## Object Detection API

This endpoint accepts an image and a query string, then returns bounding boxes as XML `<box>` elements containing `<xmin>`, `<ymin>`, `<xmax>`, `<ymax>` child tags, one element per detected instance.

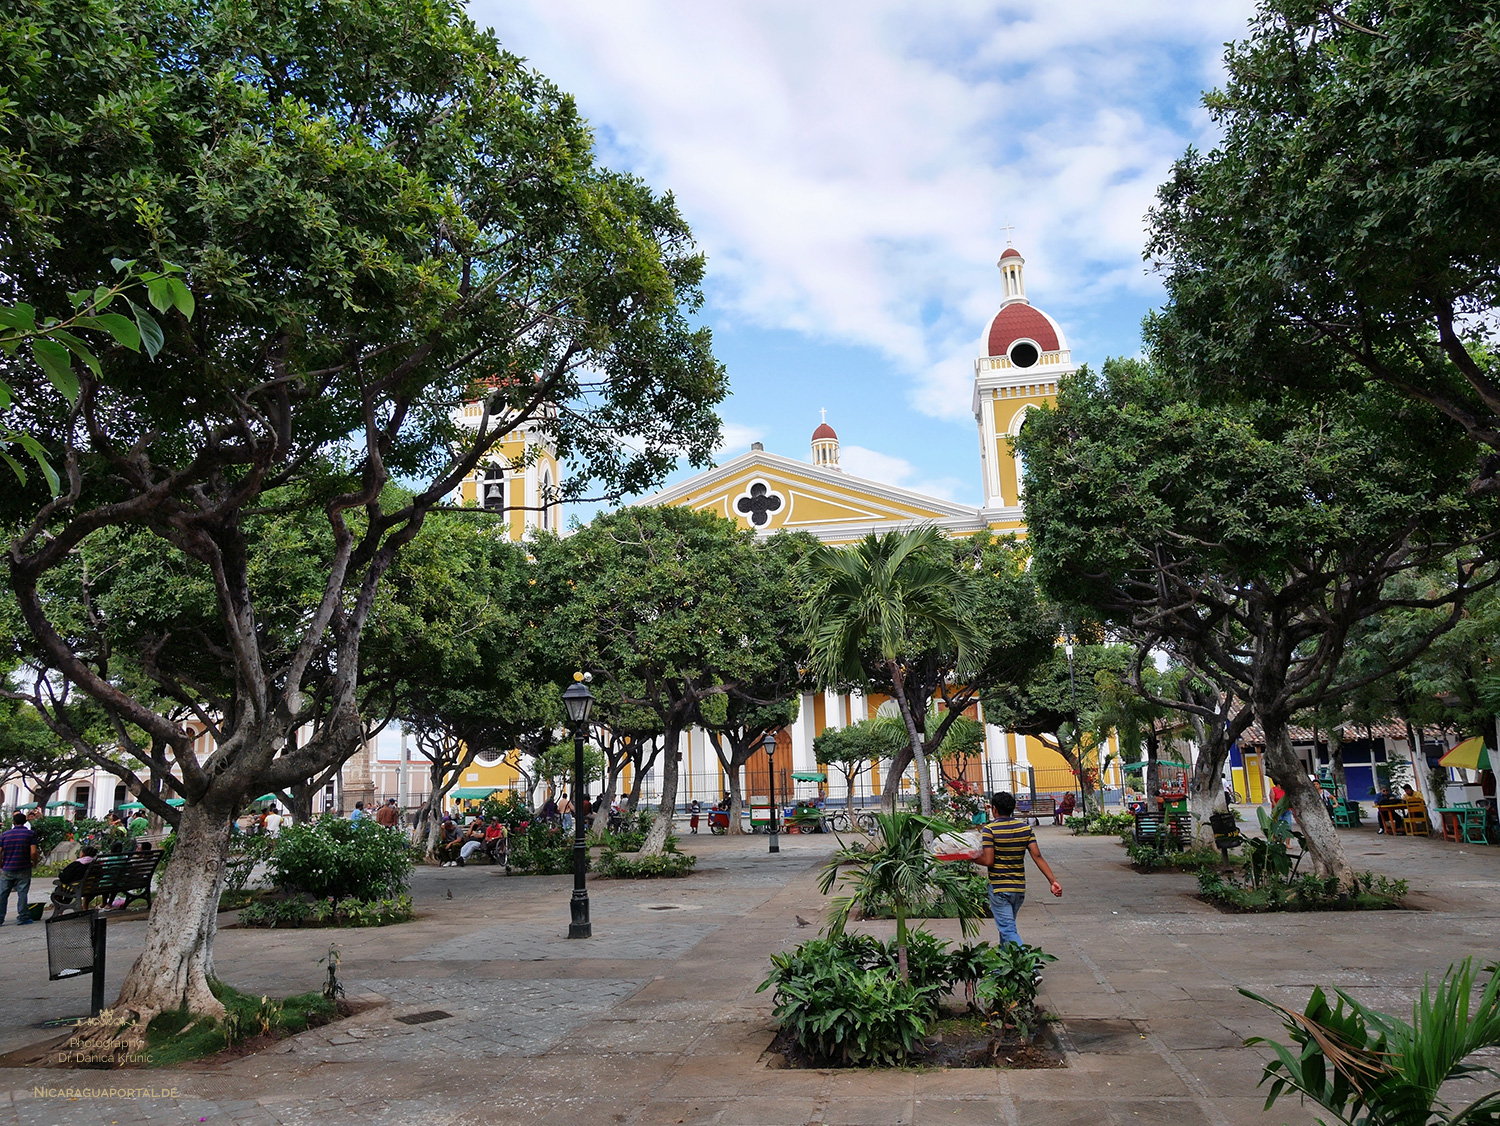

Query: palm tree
<box><xmin>818</xmin><ymin>810</ymin><xmax>979</xmax><ymax>980</ymax></box>
<box><xmin>1242</xmin><ymin>957</ymin><xmax>1500</xmax><ymax>1126</ymax></box>
<box><xmin>802</xmin><ymin>526</ymin><xmax>979</xmax><ymax>815</ymax></box>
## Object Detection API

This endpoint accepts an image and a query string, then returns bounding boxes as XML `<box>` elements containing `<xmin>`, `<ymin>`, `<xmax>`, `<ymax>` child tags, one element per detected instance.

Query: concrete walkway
<box><xmin>0</xmin><ymin>820</ymin><xmax>1496</xmax><ymax>1125</ymax></box>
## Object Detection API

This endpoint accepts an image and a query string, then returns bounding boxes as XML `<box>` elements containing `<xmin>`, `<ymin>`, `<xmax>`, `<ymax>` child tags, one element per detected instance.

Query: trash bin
<box><xmin>44</xmin><ymin>909</ymin><xmax>106</xmax><ymax>1017</ymax></box>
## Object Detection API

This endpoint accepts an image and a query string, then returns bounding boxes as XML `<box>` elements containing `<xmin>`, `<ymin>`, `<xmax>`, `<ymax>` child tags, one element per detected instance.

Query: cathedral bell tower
<box><xmin>973</xmin><ymin>245</ymin><xmax>1074</xmax><ymax>530</ymax></box>
<box><xmin>811</xmin><ymin>415</ymin><xmax>841</xmax><ymax>471</ymax></box>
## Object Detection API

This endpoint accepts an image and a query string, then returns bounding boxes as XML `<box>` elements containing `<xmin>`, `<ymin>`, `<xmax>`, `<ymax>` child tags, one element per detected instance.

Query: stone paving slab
<box><xmin>0</xmin><ymin>820</ymin><xmax>1496</xmax><ymax>1124</ymax></box>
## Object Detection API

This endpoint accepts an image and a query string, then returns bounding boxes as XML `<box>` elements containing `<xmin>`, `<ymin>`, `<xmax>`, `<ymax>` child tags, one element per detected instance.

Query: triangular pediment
<box><xmin>636</xmin><ymin>451</ymin><xmax>985</xmax><ymax>542</ymax></box>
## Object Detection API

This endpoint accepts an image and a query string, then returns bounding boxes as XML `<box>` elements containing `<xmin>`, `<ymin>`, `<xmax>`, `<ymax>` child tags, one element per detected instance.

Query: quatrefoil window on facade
<box><xmin>734</xmin><ymin>480</ymin><xmax>785</xmax><ymax>528</ymax></box>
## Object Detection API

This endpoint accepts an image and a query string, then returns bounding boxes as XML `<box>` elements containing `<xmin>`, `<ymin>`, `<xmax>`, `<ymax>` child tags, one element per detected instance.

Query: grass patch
<box><xmin>141</xmin><ymin>981</ymin><xmax>338</xmax><ymax>1067</ymax></box>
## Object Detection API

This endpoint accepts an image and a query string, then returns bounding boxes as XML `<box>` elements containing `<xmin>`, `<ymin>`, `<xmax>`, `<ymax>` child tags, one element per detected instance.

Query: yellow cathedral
<box><xmin>636</xmin><ymin>246</ymin><xmax>1104</xmax><ymax>805</ymax></box>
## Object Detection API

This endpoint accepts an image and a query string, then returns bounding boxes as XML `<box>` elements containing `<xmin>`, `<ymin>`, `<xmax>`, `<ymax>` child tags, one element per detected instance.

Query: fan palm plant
<box><xmin>1242</xmin><ymin>957</ymin><xmax>1500</xmax><ymax>1126</ymax></box>
<box><xmin>818</xmin><ymin>810</ymin><xmax>979</xmax><ymax>981</ymax></box>
<box><xmin>802</xmin><ymin>526</ymin><xmax>979</xmax><ymax>815</ymax></box>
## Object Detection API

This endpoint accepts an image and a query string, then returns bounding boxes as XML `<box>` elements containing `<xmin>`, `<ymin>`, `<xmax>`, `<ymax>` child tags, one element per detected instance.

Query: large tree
<box><xmin>804</xmin><ymin>530</ymin><xmax>1054</xmax><ymax>815</ymax></box>
<box><xmin>1146</xmin><ymin>0</ymin><xmax>1500</xmax><ymax>491</ymax></box>
<box><xmin>1018</xmin><ymin>359</ymin><xmax>1496</xmax><ymax>883</ymax></box>
<box><xmin>535</xmin><ymin>509</ymin><xmax>801</xmax><ymax>855</ymax></box>
<box><xmin>0</xmin><ymin>0</ymin><xmax>723</xmax><ymax>1022</ymax></box>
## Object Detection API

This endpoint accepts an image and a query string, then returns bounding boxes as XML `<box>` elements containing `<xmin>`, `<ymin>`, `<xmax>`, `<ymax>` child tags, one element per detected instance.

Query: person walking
<box><xmin>0</xmin><ymin>811</ymin><xmax>41</xmax><ymax>926</ymax></box>
<box><xmin>375</xmin><ymin>798</ymin><xmax>399</xmax><ymax>829</ymax></box>
<box><xmin>558</xmin><ymin>795</ymin><xmax>574</xmax><ymax>833</ymax></box>
<box><xmin>975</xmin><ymin>792</ymin><xmax>1062</xmax><ymax>948</ymax></box>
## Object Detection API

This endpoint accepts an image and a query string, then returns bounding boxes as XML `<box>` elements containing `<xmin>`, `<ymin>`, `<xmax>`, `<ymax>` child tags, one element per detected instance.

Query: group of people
<box><xmin>537</xmin><ymin>794</ymin><xmax>618</xmax><ymax>833</ymax></box>
<box><xmin>0</xmin><ymin>809</ymin><xmax>163</xmax><ymax>926</ymax></box>
<box><xmin>434</xmin><ymin>812</ymin><xmax>508</xmax><ymax>867</ymax></box>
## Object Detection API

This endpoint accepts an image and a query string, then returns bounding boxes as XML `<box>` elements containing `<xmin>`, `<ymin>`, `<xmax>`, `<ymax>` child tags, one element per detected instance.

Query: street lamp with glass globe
<box><xmin>763</xmin><ymin>731</ymin><xmax>780</xmax><ymax>855</ymax></box>
<box><xmin>562</xmin><ymin>674</ymin><xmax>594</xmax><ymax>939</ymax></box>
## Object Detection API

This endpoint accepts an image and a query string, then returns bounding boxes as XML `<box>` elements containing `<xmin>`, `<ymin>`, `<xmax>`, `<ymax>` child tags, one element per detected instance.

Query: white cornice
<box><xmin>636</xmin><ymin>449</ymin><xmax>983</xmax><ymax>522</ymax></box>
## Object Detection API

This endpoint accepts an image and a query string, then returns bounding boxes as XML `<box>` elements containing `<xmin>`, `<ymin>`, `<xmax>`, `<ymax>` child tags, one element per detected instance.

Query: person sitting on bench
<box><xmin>50</xmin><ymin>845</ymin><xmax>99</xmax><ymax>912</ymax></box>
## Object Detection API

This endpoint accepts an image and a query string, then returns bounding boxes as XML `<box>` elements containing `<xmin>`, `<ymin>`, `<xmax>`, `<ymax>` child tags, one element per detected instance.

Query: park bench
<box><xmin>52</xmin><ymin>852</ymin><xmax>164</xmax><ymax>915</ymax></box>
<box><xmin>1016</xmin><ymin>796</ymin><xmax>1055</xmax><ymax>825</ymax></box>
<box><xmin>1133</xmin><ymin>810</ymin><xmax>1193</xmax><ymax>849</ymax></box>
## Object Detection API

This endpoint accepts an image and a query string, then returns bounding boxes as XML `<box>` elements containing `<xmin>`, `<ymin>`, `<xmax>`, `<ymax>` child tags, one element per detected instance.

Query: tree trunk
<box><xmin>725</xmin><ymin>762</ymin><xmax>745</xmax><ymax>835</ymax></box>
<box><xmin>889</xmin><ymin>662</ymin><xmax>933</xmax><ymax>815</ymax></box>
<box><xmin>1144</xmin><ymin>728</ymin><xmax>1161</xmax><ymax>809</ymax></box>
<box><xmin>1187</xmin><ymin>723</ymin><xmax>1232</xmax><ymax>847</ymax></box>
<box><xmin>1404</xmin><ymin>720</ymin><xmax>1438</xmax><ymax>833</ymax></box>
<box><xmin>593</xmin><ymin>761</ymin><xmax>622</xmax><ymax>834</ymax></box>
<box><xmin>844</xmin><ymin>767</ymin><xmax>858</xmax><ymax>817</ymax></box>
<box><xmin>283</xmin><ymin>781</ymin><xmax>316</xmax><ymax>824</ymax></box>
<box><xmin>640</xmin><ymin>727</ymin><xmax>681</xmax><ymax>855</ymax></box>
<box><xmin>1262</xmin><ymin>719</ymin><xmax>1355</xmax><ymax>885</ymax></box>
<box><xmin>111</xmin><ymin>801</ymin><xmax>233</xmax><ymax>1023</ymax></box>
<box><xmin>1329</xmin><ymin>727</ymin><xmax>1347</xmax><ymax>802</ymax></box>
<box><xmin>879</xmin><ymin>746</ymin><xmax>913</xmax><ymax>815</ymax></box>
<box><xmin>625</xmin><ymin>759</ymin><xmax>644</xmax><ymax>813</ymax></box>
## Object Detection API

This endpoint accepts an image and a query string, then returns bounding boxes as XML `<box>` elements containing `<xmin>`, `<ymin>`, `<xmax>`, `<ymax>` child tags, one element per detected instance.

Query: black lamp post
<box><xmin>763</xmin><ymin>731</ymin><xmax>780</xmax><ymax>854</ymax></box>
<box><xmin>1063</xmin><ymin>637</ymin><xmax>1085</xmax><ymax>813</ymax></box>
<box><xmin>562</xmin><ymin>675</ymin><xmax>594</xmax><ymax>939</ymax></box>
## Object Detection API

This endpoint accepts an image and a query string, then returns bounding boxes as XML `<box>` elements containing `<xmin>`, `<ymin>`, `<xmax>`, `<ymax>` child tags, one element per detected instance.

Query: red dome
<box><xmin>999</xmin><ymin>247</ymin><xmax>1022</xmax><ymax>259</ymax></box>
<box><xmin>987</xmin><ymin>303</ymin><xmax>1060</xmax><ymax>357</ymax></box>
<box><xmin>812</xmin><ymin>422</ymin><xmax>837</xmax><ymax>440</ymax></box>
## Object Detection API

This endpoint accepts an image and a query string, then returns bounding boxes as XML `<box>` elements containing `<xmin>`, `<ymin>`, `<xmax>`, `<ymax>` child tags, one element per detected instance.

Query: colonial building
<box><xmin>636</xmin><ymin>246</ymin><xmax>1099</xmax><ymax>807</ymax></box>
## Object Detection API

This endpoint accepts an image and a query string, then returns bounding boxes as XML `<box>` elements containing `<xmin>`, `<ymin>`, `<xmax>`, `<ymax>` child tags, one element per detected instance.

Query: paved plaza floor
<box><xmin>0</xmin><ymin>815</ymin><xmax>1496</xmax><ymax>1125</ymax></box>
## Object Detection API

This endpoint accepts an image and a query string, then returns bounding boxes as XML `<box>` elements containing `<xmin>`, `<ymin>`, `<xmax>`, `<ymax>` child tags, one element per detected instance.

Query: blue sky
<box><xmin>469</xmin><ymin>0</ymin><xmax>1261</xmax><ymax>510</ymax></box>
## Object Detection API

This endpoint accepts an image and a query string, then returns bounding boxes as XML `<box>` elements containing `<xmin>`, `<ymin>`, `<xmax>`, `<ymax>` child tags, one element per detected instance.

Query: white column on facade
<box><xmin>985</xmin><ymin>724</ymin><xmax>1010</xmax><ymax>792</ymax></box>
<box><xmin>790</xmin><ymin>692</ymin><xmax>817</xmax><ymax>774</ymax></box>
<box><xmin>848</xmin><ymin>689</ymin><xmax>868</xmax><ymax>725</ymax></box>
<box><xmin>823</xmin><ymin>690</ymin><xmax>845</xmax><ymax>731</ymax></box>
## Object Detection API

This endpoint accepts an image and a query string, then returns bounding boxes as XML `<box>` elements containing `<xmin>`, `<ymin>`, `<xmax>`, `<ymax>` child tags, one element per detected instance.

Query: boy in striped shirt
<box><xmin>976</xmin><ymin>791</ymin><xmax>1062</xmax><ymax>947</ymax></box>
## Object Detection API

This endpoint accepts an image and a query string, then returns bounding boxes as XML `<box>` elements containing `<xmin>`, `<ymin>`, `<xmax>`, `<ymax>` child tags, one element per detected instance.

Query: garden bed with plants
<box><xmin>759</xmin><ymin>932</ymin><xmax>1061</xmax><ymax>1069</ymax></box>
<box><xmin>213</xmin><ymin>817</ymin><xmax>419</xmax><ymax>929</ymax></box>
<box><xmin>1197</xmin><ymin>869</ymin><xmax>1409</xmax><ymax>912</ymax></box>
<box><xmin>1065</xmin><ymin>811</ymin><xmax>1136</xmax><ymax>836</ymax></box>
<box><xmin>0</xmin><ymin>980</ymin><xmax>356</xmax><ymax>1070</ymax></box>
<box><xmin>759</xmin><ymin>810</ymin><xmax>1064</xmax><ymax>1070</ymax></box>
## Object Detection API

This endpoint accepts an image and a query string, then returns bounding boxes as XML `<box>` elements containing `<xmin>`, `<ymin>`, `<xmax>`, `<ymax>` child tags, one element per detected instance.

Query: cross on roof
<box><xmin>1001</xmin><ymin>219</ymin><xmax>1016</xmax><ymax>246</ymax></box>
<box><xmin>819</xmin><ymin>407</ymin><xmax>827</xmax><ymax>424</ymax></box>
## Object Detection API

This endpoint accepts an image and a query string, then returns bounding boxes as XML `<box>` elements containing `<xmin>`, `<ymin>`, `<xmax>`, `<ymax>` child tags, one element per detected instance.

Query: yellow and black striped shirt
<box><xmin>981</xmin><ymin>817</ymin><xmax>1035</xmax><ymax>893</ymax></box>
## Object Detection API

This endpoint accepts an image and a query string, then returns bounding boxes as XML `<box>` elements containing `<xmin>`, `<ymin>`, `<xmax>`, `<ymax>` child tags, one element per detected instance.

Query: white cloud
<box><xmin>713</xmin><ymin>420</ymin><xmax>765</xmax><ymax>458</ymax></box>
<box><xmin>838</xmin><ymin>445</ymin><xmax>967</xmax><ymax>503</ymax></box>
<box><xmin>478</xmin><ymin>0</ymin><xmax>1257</xmax><ymax>420</ymax></box>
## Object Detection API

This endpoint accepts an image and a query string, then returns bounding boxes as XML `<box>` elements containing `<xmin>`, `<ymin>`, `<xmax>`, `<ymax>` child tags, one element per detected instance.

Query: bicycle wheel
<box><xmin>826</xmin><ymin>811</ymin><xmax>848</xmax><ymax>832</ymax></box>
<box><xmin>855</xmin><ymin>812</ymin><xmax>878</xmax><ymax>832</ymax></box>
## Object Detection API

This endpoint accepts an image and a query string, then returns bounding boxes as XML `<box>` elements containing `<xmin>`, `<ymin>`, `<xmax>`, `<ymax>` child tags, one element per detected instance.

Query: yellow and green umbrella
<box><xmin>1438</xmin><ymin>736</ymin><xmax>1492</xmax><ymax>771</ymax></box>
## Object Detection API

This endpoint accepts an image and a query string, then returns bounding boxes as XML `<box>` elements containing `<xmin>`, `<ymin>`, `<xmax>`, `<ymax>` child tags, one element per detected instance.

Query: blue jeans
<box><xmin>0</xmin><ymin>869</ymin><xmax>31</xmax><ymax>924</ymax></box>
<box><xmin>989</xmin><ymin>888</ymin><xmax>1025</xmax><ymax>947</ymax></box>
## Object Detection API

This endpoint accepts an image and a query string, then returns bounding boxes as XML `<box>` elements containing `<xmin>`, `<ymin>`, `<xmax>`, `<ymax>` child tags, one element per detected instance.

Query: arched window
<box><xmin>539</xmin><ymin>469</ymin><xmax>552</xmax><ymax>530</ymax></box>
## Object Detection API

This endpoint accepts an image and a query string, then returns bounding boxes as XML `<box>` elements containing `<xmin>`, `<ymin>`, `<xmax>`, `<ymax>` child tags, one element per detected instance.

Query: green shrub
<box><xmin>757</xmin><ymin>936</ymin><xmax>939</xmax><ymax>1066</ymax></box>
<box><xmin>596</xmin><ymin>848</ymin><xmax>695</xmax><ymax>878</ymax></box>
<box><xmin>478</xmin><ymin>791</ymin><xmax>532</xmax><ymax>830</ymax></box>
<box><xmin>29</xmin><ymin>815</ymin><xmax>73</xmax><ymax>857</ymax></box>
<box><xmin>239</xmin><ymin>894</ymin><xmax>414</xmax><ymax>928</ymax></box>
<box><xmin>505</xmin><ymin>821</ymin><xmax>580</xmax><ymax>875</ymax></box>
<box><xmin>1128</xmin><ymin>843</ymin><xmax>1222</xmax><ymax>871</ymax></box>
<box><xmin>1198</xmin><ymin>868</ymin><xmax>1407</xmax><ymax>912</ymax></box>
<box><xmin>1067</xmin><ymin>811</ymin><xmax>1135</xmax><ymax>835</ymax></box>
<box><xmin>270</xmin><ymin>817</ymin><xmax>413</xmax><ymax>901</ymax></box>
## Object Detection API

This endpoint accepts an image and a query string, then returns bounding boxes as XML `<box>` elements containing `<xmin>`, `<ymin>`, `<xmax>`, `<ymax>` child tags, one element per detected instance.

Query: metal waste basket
<box><xmin>45</xmin><ymin>909</ymin><xmax>107</xmax><ymax>1017</ymax></box>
